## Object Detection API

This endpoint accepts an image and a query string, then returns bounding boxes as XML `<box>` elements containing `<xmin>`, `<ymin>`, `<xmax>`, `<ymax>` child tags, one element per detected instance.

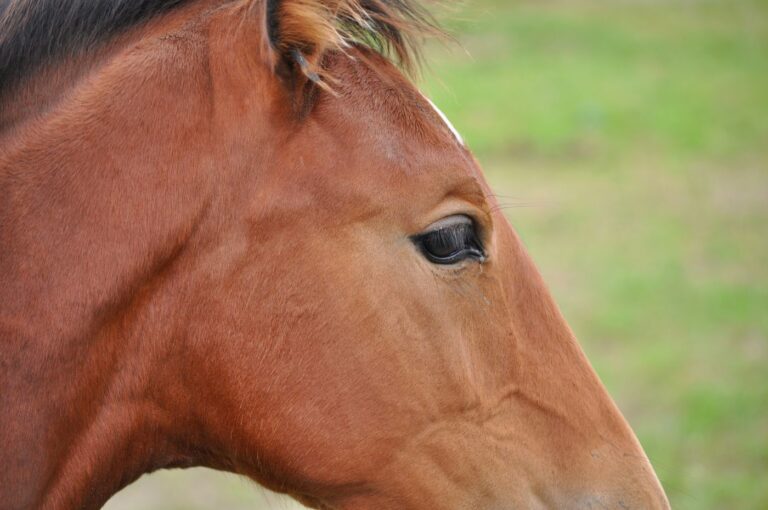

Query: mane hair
<box><xmin>0</xmin><ymin>0</ymin><xmax>440</xmax><ymax>95</ymax></box>
<box><xmin>0</xmin><ymin>0</ymin><xmax>190</xmax><ymax>94</ymax></box>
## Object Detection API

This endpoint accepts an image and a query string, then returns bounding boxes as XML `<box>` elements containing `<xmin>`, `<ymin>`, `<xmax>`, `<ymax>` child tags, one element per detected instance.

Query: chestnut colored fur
<box><xmin>0</xmin><ymin>1</ymin><xmax>670</xmax><ymax>509</ymax></box>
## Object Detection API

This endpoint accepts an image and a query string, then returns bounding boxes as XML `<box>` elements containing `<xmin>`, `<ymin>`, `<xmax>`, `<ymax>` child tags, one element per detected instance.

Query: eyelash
<box><xmin>412</xmin><ymin>219</ymin><xmax>485</xmax><ymax>265</ymax></box>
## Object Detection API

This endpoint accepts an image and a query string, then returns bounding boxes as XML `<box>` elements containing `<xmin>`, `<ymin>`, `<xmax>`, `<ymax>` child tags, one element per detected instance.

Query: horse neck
<box><xmin>0</xmin><ymin>7</ymin><xmax>240</xmax><ymax>509</ymax></box>
<box><xmin>0</xmin><ymin>129</ymin><xmax>205</xmax><ymax>510</ymax></box>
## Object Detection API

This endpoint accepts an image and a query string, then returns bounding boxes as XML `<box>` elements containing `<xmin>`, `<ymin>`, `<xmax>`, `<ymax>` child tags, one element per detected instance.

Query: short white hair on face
<box><xmin>422</xmin><ymin>94</ymin><xmax>465</xmax><ymax>146</ymax></box>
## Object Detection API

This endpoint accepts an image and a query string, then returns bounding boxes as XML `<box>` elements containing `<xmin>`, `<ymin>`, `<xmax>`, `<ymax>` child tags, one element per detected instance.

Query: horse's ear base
<box><xmin>259</xmin><ymin>0</ymin><xmax>340</xmax><ymax>92</ymax></box>
<box><xmin>257</xmin><ymin>0</ymin><xmax>442</xmax><ymax>92</ymax></box>
<box><xmin>278</xmin><ymin>51</ymin><xmax>335</xmax><ymax>118</ymax></box>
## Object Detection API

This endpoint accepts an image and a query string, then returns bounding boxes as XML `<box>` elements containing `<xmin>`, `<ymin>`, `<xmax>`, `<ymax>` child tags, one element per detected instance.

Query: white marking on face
<box><xmin>422</xmin><ymin>94</ymin><xmax>465</xmax><ymax>146</ymax></box>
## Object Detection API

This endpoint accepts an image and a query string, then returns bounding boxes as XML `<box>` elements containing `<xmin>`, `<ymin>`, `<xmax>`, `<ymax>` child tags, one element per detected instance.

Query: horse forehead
<box><xmin>320</xmin><ymin>50</ymin><xmax>464</xmax><ymax>147</ymax></box>
<box><xmin>288</xmin><ymin>53</ymin><xmax>477</xmax><ymax>200</ymax></box>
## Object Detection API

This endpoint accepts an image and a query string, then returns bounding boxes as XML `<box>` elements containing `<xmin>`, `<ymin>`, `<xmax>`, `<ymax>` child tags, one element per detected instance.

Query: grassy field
<box><xmin>106</xmin><ymin>1</ymin><xmax>768</xmax><ymax>508</ymax></box>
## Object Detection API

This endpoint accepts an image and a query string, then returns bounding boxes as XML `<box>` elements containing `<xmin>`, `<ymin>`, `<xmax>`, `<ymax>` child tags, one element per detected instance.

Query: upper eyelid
<box><xmin>410</xmin><ymin>221</ymin><xmax>472</xmax><ymax>244</ymax></box>
<box><xmin>421</xmin><ymin>214</ymin><xmax>475</xmax><ymax>234</ymax></box>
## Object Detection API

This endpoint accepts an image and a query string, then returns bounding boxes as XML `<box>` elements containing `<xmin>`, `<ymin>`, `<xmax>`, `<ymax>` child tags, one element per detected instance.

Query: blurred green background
<box><xmin>106</xmin><ymin>0</ymin><xmax>768</xmax><ymax>508</ymax></box>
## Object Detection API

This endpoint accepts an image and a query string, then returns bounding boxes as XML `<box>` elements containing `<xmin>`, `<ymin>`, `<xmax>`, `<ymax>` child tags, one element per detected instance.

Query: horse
<box><xmin>0</xmin><ymin>1</ymin><xmax>670</xmax><ymax>508</ymax></box>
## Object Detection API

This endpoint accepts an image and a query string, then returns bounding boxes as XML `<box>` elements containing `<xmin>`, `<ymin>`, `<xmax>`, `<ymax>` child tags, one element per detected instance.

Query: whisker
<box><xmin>489</xmin><ymin>200</ymin><xmax>556</xmax><ymax>214</ymax></box>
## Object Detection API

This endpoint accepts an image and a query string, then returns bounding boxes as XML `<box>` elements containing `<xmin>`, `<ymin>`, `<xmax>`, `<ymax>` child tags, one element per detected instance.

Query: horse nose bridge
<box><xmin>582</xmin><ymin>453</ymin><xmax>671</xmax><ymax>510</ymax></box>
<box><xmin>566</xmin><ymin>489</ymin><xmax>671</xmax><ymax>510</ymax></box>
<box><xmin>474</xmin><ymin>354</ymin><xmax>669</xmax><ymax>509</ymax></box>
<box><xmin>497</xmin><ymin>446</ymin><xmax>670</xmax><ymax>510</ymax></box>
<box><xmin>543</xmin><ymin>420</ymin><xmax>671</xmax><ymax>510</ymax></box>
<box><xmin>363</xmin><ymin>401</ymin><xmax>668</xmax><ymax>510</ymax></box>
<box><xmin>574</xmin><ymin>471</ymin><xmax>671</xmax><ymax>510</ymax></box>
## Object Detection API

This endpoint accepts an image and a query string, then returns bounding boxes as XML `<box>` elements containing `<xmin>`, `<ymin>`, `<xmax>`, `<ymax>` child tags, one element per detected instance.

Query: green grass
<box><xmin>475</xmin><ymin>157</ymin><xmax>768</xmax><ymax>509</ymax></box>
<box><xmin>423</xmin><ymin>1</ymin><xmax>768</xmax><ymax>508</ymax></box>
<box><xmin>425</xmin><ymin>0</ymin><xmax>768</xmax><ymax>159</ymax></box>
<box><xmin>107</xmin><ymin>1</ymin><xmax>768</xmax><ymax>509</ymax></box>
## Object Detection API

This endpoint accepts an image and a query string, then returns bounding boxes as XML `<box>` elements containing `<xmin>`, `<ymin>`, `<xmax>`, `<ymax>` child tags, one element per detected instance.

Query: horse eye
<box><xmin>413</xmin><ymin>215</ymin><xmax>485</xmax><ymax>265</ymax></box>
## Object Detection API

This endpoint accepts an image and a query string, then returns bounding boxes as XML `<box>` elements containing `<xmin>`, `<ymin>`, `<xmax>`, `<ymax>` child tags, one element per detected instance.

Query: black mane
<box><xmin>0</xmin><ymin>0</ymin><xmax>193</xmax><ymax>93</ymax></box>
<box><xmin>0</xmin><ymin>0</ymin><xmax>439</xmax><ymax>96</ymax></box>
